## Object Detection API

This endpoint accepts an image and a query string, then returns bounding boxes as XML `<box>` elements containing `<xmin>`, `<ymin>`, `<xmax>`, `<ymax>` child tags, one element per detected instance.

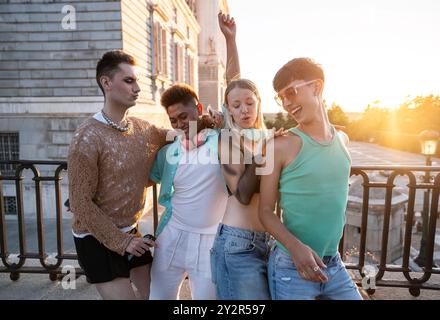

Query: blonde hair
<box><xmin>224</xmin><ymin>79</ymin><xmax>266</xmax><ymax>130</ymax></box>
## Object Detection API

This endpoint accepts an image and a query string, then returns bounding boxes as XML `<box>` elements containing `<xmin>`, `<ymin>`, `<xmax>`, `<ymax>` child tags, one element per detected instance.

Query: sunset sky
<box><xmin>227</xmin><ymin>0</ymin><xmax>440</xmax><ymax>113</ymax></box>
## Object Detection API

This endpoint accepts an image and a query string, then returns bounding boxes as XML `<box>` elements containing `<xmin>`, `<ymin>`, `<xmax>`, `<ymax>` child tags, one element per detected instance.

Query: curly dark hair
<box><xmin>160</xmin><ymin>83</ymin><xmax>199</xmax><ymax>109</ymax></box>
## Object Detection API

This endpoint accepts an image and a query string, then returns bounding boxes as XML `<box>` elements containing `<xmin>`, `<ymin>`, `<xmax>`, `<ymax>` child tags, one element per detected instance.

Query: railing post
<box><xmin>414</xmin><ymin>156</ymin><xmax>432</xmax><ymax>267</ymax></box>
<box><xmin>0</xmin><ymin>170</ymin><xmax>8</xmax><ymax>268</ymax></box>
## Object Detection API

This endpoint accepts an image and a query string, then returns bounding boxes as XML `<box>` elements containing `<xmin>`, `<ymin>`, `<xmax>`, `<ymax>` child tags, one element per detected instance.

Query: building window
<box><xmin>3</xmin><ymin>196</ymin><xmax>17</xmax><ymax>215</ymax></box>
<box><xmin>173</xmin><ymin>43</ymin><xmax>179</xmax><ymax>82</ymax></box>
<box><xmin>185</xmin><ymin>0</ymin><xmax>196</xmax><ymax>15</ymax></box>
<box><xmin>0</xmin><ymin>132</ymin><xmax>19</xmax><ymax>176</ymax></box>
<box><xmin>173</xmin><ymin>7</ymin><xmax>178</xmax><ymax>24</ymax></box>
<box><xmin>153</xmin><ymin>23</ymin><xmax>168</xmax><ymax>77</ymax></box>
<box><xmin>185</xmin><ymin>54</ymin><xmax>195</xmax><ymax>87</ymax></box>
<box><xmin>173</xmin><ymin>42</ymin><xmax>184</xmax><ymax>83</ymax></box>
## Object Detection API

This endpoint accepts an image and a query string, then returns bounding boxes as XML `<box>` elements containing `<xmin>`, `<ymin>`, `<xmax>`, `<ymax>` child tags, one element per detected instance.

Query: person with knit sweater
<box><xmin>68</xmin><ymin>50</ymin><xmax>169</xmax><ymax>300</ymax></box>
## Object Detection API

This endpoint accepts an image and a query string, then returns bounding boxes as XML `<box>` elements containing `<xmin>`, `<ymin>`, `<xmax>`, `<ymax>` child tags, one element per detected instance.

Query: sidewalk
<box><xmin>1</xmin><ymin>214</ymin><xmax>439</xmax><ymax>300</ymax></box>
<box><xmin>367</xmin><ymin>272</ymin><xmax>440</xmax><ymax>300</ymax></box>
<box><xmin>0</xmin><ymin>262</ymin><xmax>192</xmax><ymax>300</ymax></box>
<box><xmin>0</xmin><ymin>212</ymin><xmax>194</xmax><ymax>300</ymax></box>
<box><xmin>1</xmin><ymin>269</ymin><xmax>439</xmax><ymax>300</ymax></box>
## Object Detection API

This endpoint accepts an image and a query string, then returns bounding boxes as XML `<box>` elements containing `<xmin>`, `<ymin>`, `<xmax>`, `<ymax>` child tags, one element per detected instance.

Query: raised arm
<box><xmin>218</xmin><ymin>11</ymin><xmax>240</xmax><ymax>84</ymax></box>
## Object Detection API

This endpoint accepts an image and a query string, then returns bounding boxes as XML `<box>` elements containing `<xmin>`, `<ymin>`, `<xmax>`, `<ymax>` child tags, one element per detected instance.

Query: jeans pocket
<box><xmin>224</xmin><ymin>236</ymin><xmax>255</xmax><ymax>254</ymax></box>
<box><xmin>274</xmin><ymin>247</ymin><xmax>297</xmax><ymax>270</ymax></box>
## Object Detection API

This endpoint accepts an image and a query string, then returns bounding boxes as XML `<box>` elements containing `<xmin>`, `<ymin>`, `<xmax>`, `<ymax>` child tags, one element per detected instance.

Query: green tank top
<box><xmin>277</xmin><ymin>126</ymin><xmax>351</xmax><ymax>258</ymax></box>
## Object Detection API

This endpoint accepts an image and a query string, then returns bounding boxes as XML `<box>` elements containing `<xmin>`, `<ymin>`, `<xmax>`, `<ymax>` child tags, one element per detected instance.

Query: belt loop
<box><xmin>252</xmin><ymin>230</ymin><xmax>257</xmax><ymax>244</ymax></box>
<box><xmin>218</xmin><ymin>223</ymin><xmax>224</xmax><ymax>236</ymax></box>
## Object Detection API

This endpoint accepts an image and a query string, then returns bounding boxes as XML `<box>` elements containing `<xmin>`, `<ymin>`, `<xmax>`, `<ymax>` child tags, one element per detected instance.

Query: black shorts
<box><xmin>73</xmin><ymin>228</ymin><xmax>153</xmax><ymax>284</ymax></box>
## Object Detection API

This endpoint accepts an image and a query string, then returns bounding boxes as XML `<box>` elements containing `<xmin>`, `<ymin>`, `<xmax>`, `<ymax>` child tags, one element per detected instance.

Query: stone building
<box><xmin>0</xmin><ymin>0</ymin><xmax>229</xmax><ymax>218</ymax></box>
<box><xmin>196</xmin><ymin>0</ymin><xmax>229</xmax><ymax>112</ymax></box>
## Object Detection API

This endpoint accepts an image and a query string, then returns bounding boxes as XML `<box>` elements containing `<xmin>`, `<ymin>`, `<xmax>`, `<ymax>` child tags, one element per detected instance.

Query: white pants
<box><xmin>149</xmin><ymin>223</ymin><xmax>217</xmax><ymax>300</ymax></box>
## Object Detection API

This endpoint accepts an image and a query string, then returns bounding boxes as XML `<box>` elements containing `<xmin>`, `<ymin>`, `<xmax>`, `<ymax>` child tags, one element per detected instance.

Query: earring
<box><xmin>197</xmin><ymin>102</ymin><xmax>203</xmax><ymax>113</ymax></box>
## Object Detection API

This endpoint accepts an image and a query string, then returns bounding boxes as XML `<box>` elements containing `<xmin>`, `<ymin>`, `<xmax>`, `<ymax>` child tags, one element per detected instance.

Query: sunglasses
<box><xmin>274</xmin><ymin>80</ymin><xmax>318</xmax><ymax>106</ymax></box>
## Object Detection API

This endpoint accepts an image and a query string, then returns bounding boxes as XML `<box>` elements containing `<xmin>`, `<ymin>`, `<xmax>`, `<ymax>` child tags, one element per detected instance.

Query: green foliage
<box><xmin>346</xmin><ymin>95</ymin><xmax>440</xmax><ymax>155</ymax></box>
<box><xmin>346</xmin><ymin>105</ymin><xmax>391</xmax><ymax>142</ymax></box>
<box><xmin>263</xmin><ymin>95</ymin><xmax>440</xmax><ymax>156</ymax></box>
<box><xmin>328</xmin><ymin>103</ymin><xmax>349</xmax><ymax>127</ymax></box>
<box><xmin>265</xmin><ymin>112</ymin><xmax>297</xmax><ymax>130</ymax></box>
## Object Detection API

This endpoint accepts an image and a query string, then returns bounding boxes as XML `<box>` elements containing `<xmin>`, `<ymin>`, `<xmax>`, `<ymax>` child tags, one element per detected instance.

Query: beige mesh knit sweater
<box><xmin>68</xmin><ymin>116</ymin><xmax>168</xmax><ymax>255</ymax></box>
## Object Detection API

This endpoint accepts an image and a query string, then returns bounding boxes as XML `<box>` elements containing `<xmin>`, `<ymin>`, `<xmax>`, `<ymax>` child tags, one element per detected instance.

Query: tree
<box><xmin>327</xmin><ymin>103</ymin><xmax>349</xmax><ymax>127</ymax></box>
<box><xmin>346</xmin><ymin>95</ymin><xmax>440</xmax><ymax>155</ymax></box>
<box><xmin>346</xmin><ymin>105</ymin><xmax>391</xmax><ymax>142</ymax></box>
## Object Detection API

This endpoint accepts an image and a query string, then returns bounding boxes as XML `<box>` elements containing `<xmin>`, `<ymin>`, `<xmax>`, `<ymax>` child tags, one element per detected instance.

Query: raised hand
<box><xmin>218</xmin><ymin>11</ymin><xmax>240</xmax><ymax>83</ymax></box>
<box><xmin>218</xmin><ymin>11</ymin><xmax>236</xmax><ymax>40</ymax></box>
<box><xmin>198</xmin><ymin>114</ymin><xmax>216</xmax><ymax>130</ymax></box>
<box><xmin>208</xmin><ymin>105</ymin><xmax>225</xmax><ymax>129</ymax></box>
<box><xmin>274</xmin><ymin>127</ymin><xmax>289</xmax><ymax>137</ymax></box>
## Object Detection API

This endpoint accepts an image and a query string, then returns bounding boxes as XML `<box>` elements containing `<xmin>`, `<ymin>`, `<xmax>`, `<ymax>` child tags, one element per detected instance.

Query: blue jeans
<box><xmin>268</xmin><ymin>245</ymin><xmax>362</xmax><ymax>300</ymax></box>
<box><xmin>210</xmin><ymin>223</ymin><xmax>271</xmax><ymax>300</ymax></box>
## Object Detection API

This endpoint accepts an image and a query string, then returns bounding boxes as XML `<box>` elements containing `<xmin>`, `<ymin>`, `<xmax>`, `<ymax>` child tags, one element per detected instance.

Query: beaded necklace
<box><xmin>101</xmin><ymin>110</ymin><xmax>132</xmax><ymax>132</ymax></box>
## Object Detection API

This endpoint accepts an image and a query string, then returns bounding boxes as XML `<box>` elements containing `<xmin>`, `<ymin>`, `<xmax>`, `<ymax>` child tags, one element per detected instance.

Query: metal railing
<box><xmin>0</xmin><ymin>160</ymin><xmax>158</xmax><ymax>281</ymax></box>
<box><xmin>0</xmin><ymin>160</ymin><xmax>439</xmax><ymax>297</ymax></box>
<box><xmin>343</xmin><ymin>165</ymin><xmax>440</xmax><ymax>297</ymax></box>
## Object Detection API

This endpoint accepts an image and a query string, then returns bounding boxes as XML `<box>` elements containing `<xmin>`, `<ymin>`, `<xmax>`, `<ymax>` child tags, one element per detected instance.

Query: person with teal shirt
<box><xmin>259</xmin><ymin>58</ymin><xmax>362</xmax><ymax>300</ymax></box>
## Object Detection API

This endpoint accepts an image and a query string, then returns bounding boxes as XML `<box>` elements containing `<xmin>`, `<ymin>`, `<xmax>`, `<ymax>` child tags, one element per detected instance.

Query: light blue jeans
<box><xmin>268</xmin><ymin>245</ymin><xmax>362</xmax><ymax>300</ymax></box>
<box><xmin>210</xmin><ymin>223</ymin><xmax>271</xmax><ymax>300</ymax></box>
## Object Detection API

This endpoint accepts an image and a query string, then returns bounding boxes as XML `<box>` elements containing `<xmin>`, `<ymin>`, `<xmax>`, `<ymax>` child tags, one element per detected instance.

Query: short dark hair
<box><xmin>96</xmin><ymin>50</ymin><xmax>136</xmax><ymax>95</ymax></box>
<box><xmin>273</xmin><ymin>58</ymin><xmax>324</xmax><ymax>92</ymax></box>
<box><xmin>160</xmin><ymin>83</ymin><xmax>199</xmax><ymax>109</ymax></box>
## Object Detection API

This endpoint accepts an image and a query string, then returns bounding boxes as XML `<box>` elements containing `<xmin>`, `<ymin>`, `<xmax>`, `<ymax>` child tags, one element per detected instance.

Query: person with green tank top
<box><xmin>258</xmin><ymin>58</ymin><xmax>362</xmax><ymax>300</ymax></box>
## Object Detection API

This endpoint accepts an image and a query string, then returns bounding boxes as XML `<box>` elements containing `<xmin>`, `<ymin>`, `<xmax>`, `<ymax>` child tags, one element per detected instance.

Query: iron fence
<box><xmin>0</xmin><ymin>160</ymin><xmax>439</xmax><ymax>297</ymax></box>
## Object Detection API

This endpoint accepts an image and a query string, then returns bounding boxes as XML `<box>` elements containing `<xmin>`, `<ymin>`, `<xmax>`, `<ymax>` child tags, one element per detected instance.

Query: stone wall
<box><xmin>0</xmin><ymin>0</ymin><xmax>123</xmax><ymax>98</ymax></box>
<box><xmin>0</xmin><ymin>0</ymin><xmax>227</xmax><ymax>219</ymax></box>
<box><xmin>195</xmin><ymin>0</ymin><xmax>228</xmax><ymax>111</ymax></box>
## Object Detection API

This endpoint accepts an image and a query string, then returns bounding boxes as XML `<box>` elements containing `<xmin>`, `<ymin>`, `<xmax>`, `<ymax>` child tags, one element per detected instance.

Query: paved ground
<box><xmin>1</xmin><ymin>214</ymin><xmax>438</xmax><ymax>300</ymax></box>
<box><xmin>2</xmin><ymin>266</ymin><xmax>439</xmax><ymax>300</ymax></box>
<box><xmin>349</xmin><ymin>141</ymin><xmax>440</xmax><ymax>212</ymax></box>
<box><xmin>349</xmin><ymin>141</ymin><xmax>440</xmax><ymax>166</ymax></box>
<box><xmin>1</xmin><ymin>141</ymin><xmax>440</xmax><ymax>300</ymax></box>
<box><xmin>368</xmin><ymin>273</ymin><xmax>440</xmax><ymax>300</ymax></box>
